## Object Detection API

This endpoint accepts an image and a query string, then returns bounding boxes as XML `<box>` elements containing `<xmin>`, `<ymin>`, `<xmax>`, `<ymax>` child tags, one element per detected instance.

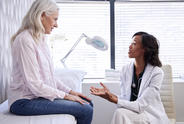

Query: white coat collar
<box><xmin>127</xmin><ymin>61</ymin><xmax>154</xmax><ymax>96</ymax></box>
<box><xmin>138</xmin><ymin>63</ymin><xmax>154</xmax><ymax>96</ymax></box>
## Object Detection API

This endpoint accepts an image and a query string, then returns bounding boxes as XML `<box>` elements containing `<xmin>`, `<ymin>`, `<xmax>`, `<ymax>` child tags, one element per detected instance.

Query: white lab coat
<box><xmin>116</xmin><ymin>61</ymin><xmax>170</xmax><ymax>124</ymax></box>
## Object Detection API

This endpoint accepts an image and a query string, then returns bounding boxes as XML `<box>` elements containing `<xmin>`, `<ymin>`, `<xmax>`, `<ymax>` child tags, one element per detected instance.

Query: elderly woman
<box><xmin>8</xmin><ymin>0</ymin><xmax>93</xmax><ymax>124</ymax></box>
<box><xmin>90</xmin><ymin>32</ymin><xmax>170</xmax><ymax>124</ymax></box>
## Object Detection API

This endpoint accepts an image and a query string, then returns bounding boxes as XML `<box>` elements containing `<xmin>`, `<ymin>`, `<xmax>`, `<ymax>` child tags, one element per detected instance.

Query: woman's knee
<box><xmin>10</xmin><ymin>99</ymin><xmax>30</xmax><ymax>115</ymax></box>
<box><xmin>74</xmin><ymin>104</ymin><xmax>93</xmax><ymax>122</ymax></box>
<box><xmin>79</xmin><ymin>104</ymin><xmax>93</xmax><ymax>124</ymax></box>
<box><xmin>82</xmin><ymin>104</ymin><xmax>93</xmax><ymax>117</ymax></box>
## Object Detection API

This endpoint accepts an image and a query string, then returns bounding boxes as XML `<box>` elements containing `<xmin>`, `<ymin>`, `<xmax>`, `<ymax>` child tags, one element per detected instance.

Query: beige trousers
<box><xmin>111</xmin><ymin>108</ymin><xmax>150</xmax><ymax>124</ymax></box>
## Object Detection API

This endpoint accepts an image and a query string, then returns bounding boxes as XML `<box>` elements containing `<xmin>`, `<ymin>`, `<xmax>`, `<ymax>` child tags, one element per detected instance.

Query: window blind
<box><xmin>48</xmin><ymin>2</ymin><xmax>110</xmax><ymax>78</ymax></box>
<box><xmin>115</xmin><ymin>2</ymin><xmax>184</xmax><ymax>78</ymax></box>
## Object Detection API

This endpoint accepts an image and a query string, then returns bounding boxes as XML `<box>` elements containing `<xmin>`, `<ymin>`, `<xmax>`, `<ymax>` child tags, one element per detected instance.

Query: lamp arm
<box><xmin>61</xmin><ymin>33</ymin><xmax>87</xmax><ymax>67</ymax></box>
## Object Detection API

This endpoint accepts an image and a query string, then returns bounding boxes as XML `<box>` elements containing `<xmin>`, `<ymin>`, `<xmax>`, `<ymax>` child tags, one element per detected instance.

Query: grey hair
<box><xmin>11</xmin><ymin>0</ymin><xmax>59</xmax><ymax>43</ymax></box>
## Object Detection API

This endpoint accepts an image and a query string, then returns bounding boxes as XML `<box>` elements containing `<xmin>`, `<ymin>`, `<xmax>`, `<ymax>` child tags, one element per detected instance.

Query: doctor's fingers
<box><xmin>100</xmin><ymin>82</ymin><xmax>108</xmax><ymax>90</ymax></box>
<box><xmin>90</xmin><ymin>88</ymin><xmax>100</xmax><ymax>95</ymax></box>
<box><xmin>90</xmin><ymin>86</ymin><xmax>101</xmax><ymax>92</ymax></box>
<box><xmin>90</xmin><ymin>87</ymin><xmax>97</xmax><ymax>93</ymax></box>
<box><xmin>90</xmin><ymin>88</ymin><xmax>105</xmax><ymax>96</ymax></box>
<box><xmin>90</xmin><ymin>91</ymin><xmax>101</xmax><ymax>96</ymax></box>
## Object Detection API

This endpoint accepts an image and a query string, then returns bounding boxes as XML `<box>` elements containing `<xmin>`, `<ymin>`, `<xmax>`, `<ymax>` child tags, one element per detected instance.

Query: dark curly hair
<box><xmin>133</xmin><ymin>32</ymin><xmax>162</xmax><ymax>67</ymax></box>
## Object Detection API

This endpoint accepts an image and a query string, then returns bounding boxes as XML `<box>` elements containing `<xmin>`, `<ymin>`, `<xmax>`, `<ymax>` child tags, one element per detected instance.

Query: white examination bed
<box><xmin>0</xmin><ymin>100</ymin><xmax>76</xmax><ymax>124</ymax></box>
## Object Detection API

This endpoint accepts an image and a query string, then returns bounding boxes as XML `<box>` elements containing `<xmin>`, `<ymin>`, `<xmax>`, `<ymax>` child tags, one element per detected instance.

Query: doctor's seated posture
<box><xmin>90</xmin><ymin>32</ymin><xmax>170</xmax><ymax>124</ymax></box>
<box><xmin>8</xmin><ymin>0</ymin><xmax>93</xmax><ymax>124</ymax></box>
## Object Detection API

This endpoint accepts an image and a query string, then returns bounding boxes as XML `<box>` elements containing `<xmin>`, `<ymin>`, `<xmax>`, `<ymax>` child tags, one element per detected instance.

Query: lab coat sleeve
<box><xmin>117</xmin><ymin>68</ymin><xmax>164</xmax><ymax>114</ymax></box>
<box><xmin>18</xmin><ymin>36</ymin><xmax>68</xmax><ymax>101</ymax></box>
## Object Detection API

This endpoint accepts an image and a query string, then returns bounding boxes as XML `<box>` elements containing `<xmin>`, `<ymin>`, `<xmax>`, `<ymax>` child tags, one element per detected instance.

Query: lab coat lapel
<box><xmin>138</xmin><ymin>64</ymin><xmax>154</xmax><ymax>97</ymax></box>
<box><xmin>124</xmin><ymin>62</ymin><xmax>134</xmax><ymax>97</ymax></box>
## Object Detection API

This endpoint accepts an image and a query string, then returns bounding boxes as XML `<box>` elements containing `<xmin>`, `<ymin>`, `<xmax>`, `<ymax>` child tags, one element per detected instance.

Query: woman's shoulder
<box><xmin>14</xmin><ymin>30</ymin><xmax>34</xmax><ymax>43</ymax></box>
<box><xmin>12</xmin><ymin>30</ymin><xmax>37</xmax><ymax>51</ymax></box>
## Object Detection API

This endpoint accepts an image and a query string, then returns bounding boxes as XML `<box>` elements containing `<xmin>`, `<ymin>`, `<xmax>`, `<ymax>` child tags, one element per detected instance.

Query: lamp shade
<box><xmin>85</xmin><ymin>36</ymin><xmax>108</xmax><ymax>51</ymax></box>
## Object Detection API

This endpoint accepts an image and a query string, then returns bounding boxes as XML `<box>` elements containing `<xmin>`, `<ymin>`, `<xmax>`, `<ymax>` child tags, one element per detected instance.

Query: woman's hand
<box><xmin>90</xmin><ymin>82</ymin><xmax>118</xmax><ymax>104</ymax></box>
<box><xmin>64</xmin><ymin>94</ymin><xmax>89</xmax><ymax>105</ymax></box>
<box><xmin>69</xmin><ymin>90</ymin><xmax>91</xmax><ymax>102</ymax></box>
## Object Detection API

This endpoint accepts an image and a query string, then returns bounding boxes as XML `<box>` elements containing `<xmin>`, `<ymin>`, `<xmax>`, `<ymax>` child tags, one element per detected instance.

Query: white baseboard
<box><xmin>176</xmin><ymin>122</ymin><xmax>184</xmax><ymax>124</ymax></box>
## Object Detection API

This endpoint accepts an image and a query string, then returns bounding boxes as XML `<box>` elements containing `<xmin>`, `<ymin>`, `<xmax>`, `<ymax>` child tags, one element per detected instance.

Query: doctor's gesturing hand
<box><xmin>90</xmin><ymin>82</ymin><xmax>118</xmax><ymax>104</ymax></box>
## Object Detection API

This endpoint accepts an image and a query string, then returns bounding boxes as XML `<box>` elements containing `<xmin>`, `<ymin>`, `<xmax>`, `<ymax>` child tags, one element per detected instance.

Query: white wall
<box><xmin>82</xmin><ymin>80</ymin><xmax>184</xmax><ymax>124</ymax></box>
<box><xmin>174</xmin><ymin>82</ymin><xmax>184</xmax><ymax>122</ymax></box>
<box><xmin>0</xmin><ymin>0</ymin><xmax>35</xmax><ymax>104</ymax></box>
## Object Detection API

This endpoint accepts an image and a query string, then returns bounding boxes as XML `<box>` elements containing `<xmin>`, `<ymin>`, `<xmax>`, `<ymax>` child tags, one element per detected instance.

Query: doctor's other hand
<box><xmin>90</xmin><ymin>82</ymin><xmax>118</xmax><ymax>104</ymax></box>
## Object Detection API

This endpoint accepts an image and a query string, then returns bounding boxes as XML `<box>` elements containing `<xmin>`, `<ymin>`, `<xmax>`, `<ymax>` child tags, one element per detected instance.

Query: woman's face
<box><xmin>128</xmin><ymin>35</ymin><xmax>145</xmax><ymax>59</ymax></box>
<box><xmin>41</xmin><ymin>10</ymin><xmax>58</xmax><ymax>34</ymax></box>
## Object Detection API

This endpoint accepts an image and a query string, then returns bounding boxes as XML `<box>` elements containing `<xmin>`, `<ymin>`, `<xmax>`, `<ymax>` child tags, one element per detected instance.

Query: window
<box><xmin>49</xmin><ymin>1</ymin><xmax>184</xmax><ymax>79</ymax></box>
<box><xmin>115</xmin><ymin>1</ymin><xmax>184</xmax><ymax>78</ymax></box>
<box><xmin>48</xmin><ymin>2</ymin><xmax>110</xmax><ymax>78</ymax></box>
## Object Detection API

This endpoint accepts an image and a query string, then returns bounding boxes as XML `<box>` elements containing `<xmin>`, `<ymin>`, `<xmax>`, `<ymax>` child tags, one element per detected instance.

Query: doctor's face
<box><xmin>128</xmin><ymin>35</ymin><xmax>145</xmax><ymax>59</ymax></box>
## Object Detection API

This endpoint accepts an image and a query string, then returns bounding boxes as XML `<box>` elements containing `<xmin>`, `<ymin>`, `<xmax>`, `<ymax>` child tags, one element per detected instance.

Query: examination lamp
<box><xmin>60</xmin><ymin>33</ymin><xmax>108</xmax><ymax>68</ymax></box>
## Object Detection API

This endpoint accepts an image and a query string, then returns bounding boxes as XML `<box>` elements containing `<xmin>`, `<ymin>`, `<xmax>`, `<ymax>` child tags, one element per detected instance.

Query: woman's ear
<box><xmin>41</xmin><ymin>12</ymin><xmax>46</xmax><ymax>20</ymax></box>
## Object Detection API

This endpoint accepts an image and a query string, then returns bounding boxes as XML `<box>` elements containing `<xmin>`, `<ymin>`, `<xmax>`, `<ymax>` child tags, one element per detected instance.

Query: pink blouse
<box><xmin>8</xmin><ymin>30</ymin><xmax>71</xmax><ymax>107</ymax></box>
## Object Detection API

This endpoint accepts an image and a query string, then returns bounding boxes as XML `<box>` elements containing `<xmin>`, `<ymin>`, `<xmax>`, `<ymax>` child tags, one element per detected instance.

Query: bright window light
<box><xmin>115</xmin><ymin>2</ymin><xmax>184</xmax><ymax>78</ymax></box>
<box><xmin>48</xmin><ymin>2</ymin><xmax>110</xmax><ymax>78</ymax></box>
<box><xmin>48</xmin><ymin>1</ymin><xmax>184</xmax><ymax>79</ymax></box>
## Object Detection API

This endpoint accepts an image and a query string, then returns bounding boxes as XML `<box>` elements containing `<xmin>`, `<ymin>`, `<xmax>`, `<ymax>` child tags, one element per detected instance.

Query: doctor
<box><xmin>90</xmin><ymin>32</ymin><xmax>170</xmax><ymax>124</ymax></box>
